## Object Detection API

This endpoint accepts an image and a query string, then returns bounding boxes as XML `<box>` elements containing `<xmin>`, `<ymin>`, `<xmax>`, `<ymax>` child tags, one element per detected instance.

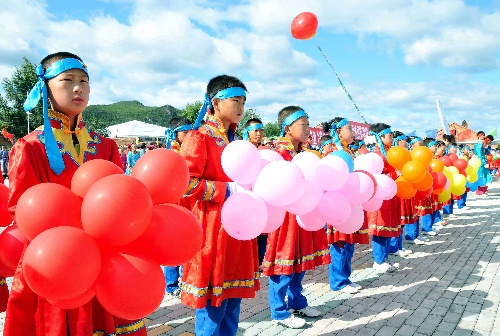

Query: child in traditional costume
<box><xmin>263</xmin><ymin>106</ymin><xmax>330</xmax><ymax>329</ymax></box>
<box><xmin>4</xmin><ymin>52</ymin><xmax>146</xmax><ymax>336</ymax></box>
<box><xmin>178</xmin><ymin>75</ymin><xmax>260</xmax><ymax>335</ymax></box>
<box><xmin>474</xmin><ymin>132</ymin><xmax>493</xmax><ymax>196</ymax></box>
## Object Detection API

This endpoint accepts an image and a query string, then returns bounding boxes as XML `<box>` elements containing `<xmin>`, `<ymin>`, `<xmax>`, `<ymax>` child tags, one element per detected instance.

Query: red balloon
<box><xmin>71</xmin><ymin>159</ymin><xmax>124</xmax><ymax>198</ymax></box>
<box><xmin>82</xmin><ymin>175</ymin><xmax>153</xmax><ymax>246</ymax></box>
<box><xmin>0</xmin><ymin>258</ymin><xmax>15</xmax><ymax>277</ymax></box>
<box><xmin>291</xmin><ymin>12</ymin><xmax>319</xmax><ymax>40</ymax></box>
<box><xmin>16</xmin><ymin>183</ymin><xmax>82</xmax><ymax>241</ymax></box>
<box><xmin>0</xmin><ymin>225</ymin><xmax>27</xmax><ymax>270</ymax></box>
<box><xmin>0</xmin><ymin>184</ymin><xmax>11</xmax><ymax>227</ymax></box>
<box><xmin>23</xmin><ymin>227</ymin><xmax>101</xmax><ymax>301</ymax></box>
<box><xmin>453</xmin><ymin>158</ymin><xmax>468</xmax><ymax>171</ymax></box>
<box><xmin>48</xmin><ymin>287</ymin><xmax>95</xmax><ymax>309</ymax></box>
<box><xmin>132</xmin><ymin>149</ymin><xmax>189</xmax><ymax>205</ymax></box>
<box><xmin>440</xmin><ymin>156</ymin><xmax>453</xmax><ymax>167</ymax></box>
<box><xmin>95</xmin><ymin>253</ymin><xmax>165</xmax><ymax>320</ymax></box>
<box><xmin>122</xmin><ymin>204</ymin><xmax>202</xmax><ymax>266</ymax></box>
<box><xmin>448</xmin><ymin>153</ymin><xmax>458</xmax><ymax>162</ymax></box>
<box><xmin>431</xmin><ymin>172</ymin><xmax>447</xmax><ymax>190</ymax></box>
<box><xmin>460</xmin><ymin>170</ymin><xmax>467</xmax><ymax>177</ymax></box>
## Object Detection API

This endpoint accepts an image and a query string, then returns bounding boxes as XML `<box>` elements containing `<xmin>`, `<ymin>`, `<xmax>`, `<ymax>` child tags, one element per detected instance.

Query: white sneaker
<box><xmin>389</xmin><ymin>250</ymin><xmax>406</xmax><ymax>257</ymax></box>
<box><xmin>412</xmin><ymin>237</ymin><xmax>427</xmax><ymax>245</ymax></box>
<box><xmin>339</xmin><ymin>284</ymin><xmax>359</xmax><ymax>294</ymax></box>
<box><xmin>418</xmin><ymin>236</ymin><xmax>429</xmax><ymax>241</ymax></box>
<box><xmin>448</xmin><ymin>213</ymin><xmax>458</xmax><ymax>218</ymax></box>
<box><xmin>273</xmin><ymin>315</ymin><xmax>306</xmax><ymax>328</ymax></box>
<box><xmin>292</xmin><ymin>306</ymin><xmax>322</xmax><ymax>318</ymax></box>
<box><xmin>433</xmin><ymin>225</ymin><xmax>442</xmax><ymax>232</ymax></box>
<box><xmin>373</xmin><ymin>262</ymin><xmax>396</xmax><ymax>273</ymax></box>
<box><xmin>401</xmin><ymin>248</ymin><xmax>413</xmax><ymax>256</ymax></box>
<box><xmin>391</xmin><ymin>262</ymin><xmax>400</xmax><ymax>269</ymax></box>
<box><xmin>461</xmin><ymin>206</ymin><xmax>470</xmax><ymax>210</ymax></box>
<box><xmin>350</xmin><ymin>283</ymin><xmax>363</xmax><ymax>290</ymax></box>
<box><xmin>422</xmin><ymin>231</ymin><xmax>438</xmax><ymax>236</ymax></box>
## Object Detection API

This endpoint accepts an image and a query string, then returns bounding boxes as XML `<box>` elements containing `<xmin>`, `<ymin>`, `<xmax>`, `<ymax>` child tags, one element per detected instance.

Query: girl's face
<box><xmin>381</xmin><ymin>133</ymin><xmax>393</xmax><ymax>147</ymax></box>
<box><xmin>398</xmin><ymin>140</ymin><xmax>408</xmax><ymax>148</ymax></box>
<box><xmin>436</xmin><ymin>146</ymin><xmax>446</xmax><ymax>156</ymax></box>
<box><xmin>338</xmin><ymin>124</ymin><xmax>353</xmax><ymax>144</ymax></box>
<box><xmin>285</xmin><ymin>116</ymin><xmax>310</xmax><ymax>144</ymax></box>
<box><xmin>411</xmin><ymin>140</ymin><xmax>423</xmax><ymax>149</ymax></box>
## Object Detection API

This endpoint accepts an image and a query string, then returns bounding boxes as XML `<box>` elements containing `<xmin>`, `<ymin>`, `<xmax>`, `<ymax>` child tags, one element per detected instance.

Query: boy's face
<box><xmin>339</xmin><ymin>124</ymin><xmax>353</xmax><ymax>144</ymax></box>
<box><xmin>411</xmin><ymin>140</ymin><xmax>423</xmax><ymax>149</ymax></box>
<box><xmin>248</xmin><ymin>122</ymin><xmax>264</xmax><ymax>144</ymax></box>
<box><xmin>322</xmin><ymin>143</ymin><xmax>333</xmax><ymax>155</ymax></box>
<box><xmin>47</xmin><ymin>69</ymin><xmax>89</xmax><ymax>119</ymax></box>
<box><xmin>449</xmin><ymin>147</ymin><xmax>457</xmax><ymax>154</ymax></box>
<box><xmin>398</xmin><ymin>140</ymin><xmax>408</xmax><ymax>148</ymax></box>
<box><xmin>176</xmin><ymin>130</ymin><xmax>189</xmax><ymax>145</ymax></box>
<box><xmin>436</xmin><ymin>146</ymin><xmax>446</xmax><ymax>156</ymax></box>
<box><xmin>285</xmin><ymin>116</ymin><xmax>309</xmax><ymax>144</ymax></box>
<box><xmin>429</xmin><ymin>145</ymin><xmax>436</xmax><ymax>153</ymax></box>
<box><xmin>381</xmin><ymin>133</ymin><xmax>393</xmax><ymax>147</ymax></box>
<box><xmin>213</xmin><ymin>95</ymin><xmax>245</xmax><ymax>125</ymax></box>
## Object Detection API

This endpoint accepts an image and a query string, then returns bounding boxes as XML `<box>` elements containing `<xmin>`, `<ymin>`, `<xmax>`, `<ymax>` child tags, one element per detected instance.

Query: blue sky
<box><xmin>1</xmin><ymin>0</ymin><xmax>500</xmax><ymax>136</ymax></box>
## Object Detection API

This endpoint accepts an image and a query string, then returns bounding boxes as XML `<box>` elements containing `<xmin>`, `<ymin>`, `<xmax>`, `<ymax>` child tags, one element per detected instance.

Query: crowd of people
<box><xmin>0</xmin><ymin>51</ymin><xmax>495</xmax><ymax>336</ymax></box>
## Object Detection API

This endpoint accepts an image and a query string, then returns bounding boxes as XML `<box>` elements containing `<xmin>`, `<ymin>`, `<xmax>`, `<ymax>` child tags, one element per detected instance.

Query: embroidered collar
<box><xmin>48</xmin><ymin>110</ymin><xmax>85</xmax><ymax>135</ymax></box>
<box><xmin>201</xmin><ymin>115</ymin><xmax>238</xmax><ymax>146</ymax></box>
<box><xmin>276</xmin><ymin>137</ymin><xmax>302</xmax><ymax>156</ymax></box>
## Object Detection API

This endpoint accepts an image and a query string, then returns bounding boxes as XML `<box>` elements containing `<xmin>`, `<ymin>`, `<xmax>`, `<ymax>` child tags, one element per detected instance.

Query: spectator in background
<box><xmin>0</xmin><ymin>146</ymin><xmax>8</xmax><ymax>179</ymax></box>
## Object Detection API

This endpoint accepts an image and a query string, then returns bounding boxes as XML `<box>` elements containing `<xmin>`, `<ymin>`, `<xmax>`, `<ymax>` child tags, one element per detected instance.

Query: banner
<box><xmin>309</xmin><ymin>121</ymin><xmax>370</xmax><ymax>145</ymax></box>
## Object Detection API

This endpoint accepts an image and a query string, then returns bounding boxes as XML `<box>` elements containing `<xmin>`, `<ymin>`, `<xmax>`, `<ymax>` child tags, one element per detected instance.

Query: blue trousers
<box><xmin>257</xmin><ymin>235</ymin><xmax>268</xmax><ymax>265</ymax></box>
<box><xmin>164</xmin><ymin>266</ymin><xmax>181</xmax><ymax>293</ymax></box>
<box><xmin>443</xmin><ymin>199</ymin><xmax>454</xmax><ymax>215</ymax></box>
<box><xmin>372</xmin><ymin>235</ymin><xmax>390</xmax><ymax>264</ymax></box>
<box><xmin>404</xmin><ymin>220</ymin><xmax>419</xmax><ymax>240</ymax></box>
<box><xmin>457</xmin><ymin>193</ymin><xmax>467</xmax><ymax>209</ymax></box>
<box><xmin>389</xmin><ymin>232</ymin><xmax>403</xmax><ymax>253</ymax></box>
<box><xmin>433</xmin><ymin>210</ymin><xmax>442</xmax><ymax>223</ymax></box>
<box><xmin>420</xmin><ymin>213</ymin><xmax>435</xmax><ymax>233</ymax></box>
<box><xmin>268</xmin><ymin>272</ymin><xmax>308</xmax><ymax>320</ymax></box>
<box><xmin>195</xmin><ymin>298</ymin><xmax>242</xmax><ymax>336</ymax></box>
<box><xmin>328</xmin><ymin>243</ymin><xmax>354</xmax><ymax>290</ymax></box>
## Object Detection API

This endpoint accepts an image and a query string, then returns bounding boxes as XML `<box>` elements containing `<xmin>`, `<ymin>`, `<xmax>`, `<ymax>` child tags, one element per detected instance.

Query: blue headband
<box><xmin>243</xmin><ymin>123</ymin><xmax>263</xmax><ymax>141</ymax></box>
<box><xmin>349</xmin><ymin>144</ymin><xmax>359</xmax><ymax>150</ymax></box>
<box><xmin>24</xmin><ymin>58</ymin><xmax>88</xmax><ymax>175</ymax></box>
<box><xmin>192</xmin><ymin>87</ymin><xmax>246</xmax><ymax>131</ymax></box>
<box><xmin>427</xmin><ymin>140</ymin><xmax>437</xmax><ymax>148</ymax></box>
<box><xmin>329</xmin><ymin>118</ymin><xmax>350</xmax><ymax>152</ymax></box>
<box><xmin>358</xmin><ymin>140</ymin><xmax>364</xmax><ymax>146</ymax></box>
<box><xmin>281</xmin><ymin>110</ymin><xmax>308</xmax><ymax>136</ymax></box>
<box><xmin>408</xmin><ymin>137</ymin><xmax>422</xmax><ymax>147</ymax></box>
<box><xmin>164</xmin><ymin>124</ymin><xmax>192</xmax><ymax>149</ymax></box>
<box><xmin>369</xmin><ymin>128</ymin><xmax>392</xmax><ymax>160</ymax></box>
<box><xmin>392</xmin><ymin>134</ymin><xmax>406</xmax><ymax>146</ymax></box>
<box><xmin>318</xmin><ymin>139</ymin><xmax>332</xmax><ymax>154</ymax></box>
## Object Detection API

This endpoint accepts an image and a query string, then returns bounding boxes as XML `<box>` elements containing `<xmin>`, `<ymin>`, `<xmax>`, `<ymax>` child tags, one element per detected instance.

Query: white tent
<box><xmin>107</xmin><ymin>120</ymin><xmax>168</xmax><ymax>138</ymax></box>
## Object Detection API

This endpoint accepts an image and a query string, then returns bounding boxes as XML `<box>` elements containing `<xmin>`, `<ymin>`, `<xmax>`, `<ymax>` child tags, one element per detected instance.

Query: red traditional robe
<box><xmin>367</xmin><ymin>146</ymin><xmax>401</xmax><ymax>238</ymax></box>
<box><xmin>262</xmin><ymin>137</ymin><xmax>330</xmax><ymax>276</ymax></box>
<box><xmin>179</xmin><ymin>115</ymin><xmax>260</xmax><ymax>309</ymax></box>
<box><xmin>4</xmin><ymin>110</ymin><xmax>146</xmax><ymax>336</ymax></box>
<box><xmin>400</xmin><ymin>198</ymin><xmax>417</xmax><ymax>225</ymax></box>
<box><xmin>325</xmin><ymin>141</ymin><xmax>369</xmax><ymax>245</ymax></box>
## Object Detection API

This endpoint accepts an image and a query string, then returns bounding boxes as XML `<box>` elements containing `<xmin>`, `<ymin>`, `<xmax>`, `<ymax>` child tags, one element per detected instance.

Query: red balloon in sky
<box><xmin>291</xmin><ymin>12</ymin><xmax>319</xmax><ymax>40</ymax></box>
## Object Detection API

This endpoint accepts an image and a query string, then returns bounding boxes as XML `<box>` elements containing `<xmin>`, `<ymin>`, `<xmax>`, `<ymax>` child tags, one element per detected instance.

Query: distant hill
<box><xmin>83</xmin><ymin>100</ymin><xmax>182</xmax><ymax>128</ymax></box>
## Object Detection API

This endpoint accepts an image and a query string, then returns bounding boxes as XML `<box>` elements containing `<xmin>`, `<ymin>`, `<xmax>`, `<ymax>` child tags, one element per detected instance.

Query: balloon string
<box><xmin>315</xmin><ymin>44</ymin><xmax>368</xmax><ymax>124</ymax></box>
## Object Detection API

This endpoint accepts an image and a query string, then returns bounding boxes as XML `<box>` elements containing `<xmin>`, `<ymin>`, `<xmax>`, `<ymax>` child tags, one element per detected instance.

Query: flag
<box><xmin>407</xmin><ymin>130</ymin><xmax>417</xmax><ymax>137</ymax></box>
<box><xmin>1</xmin><ymin>127</ymin><xmax>14</xmax><ymax>143</ymax></box>
<box><xmin>487</xmin><ymin>128</ymin><xmax>497</xmax><ymax>136</ymax></box>
<box><xmin>436</xmin><ymin>99</ymin><xmax>450</xmax><ymax>135</ymax></box>
<box><xmin>426</xmin><ymin>129</ymin><xmax>437</xmax><ymax>139</ymax></box>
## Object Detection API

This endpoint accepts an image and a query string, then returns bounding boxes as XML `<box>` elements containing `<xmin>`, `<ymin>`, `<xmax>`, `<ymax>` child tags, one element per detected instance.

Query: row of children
<box><xmin>0</xmin><ymin>50</ymin><xmax>490</xmax><ymax>335</ymax></box>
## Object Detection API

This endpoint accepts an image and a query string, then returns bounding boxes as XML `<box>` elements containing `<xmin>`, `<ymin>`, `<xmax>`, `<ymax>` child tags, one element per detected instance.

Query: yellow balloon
<box><xmin>467</xmin><ymin>173</ymin><xmax>478</xmax><ymax>183</ymax></box>
<box><xmin>469</xmin><ymin>156</ymin><xmax>481</xmax><ymax>170</ymax></box>
<box><xmin>465</xmin><ymin>165</ymin><xmax>473</xmax><ymax>175</ymax></box>
<box><xmin>443</xmin><ymin>168</ymin><xmax>453</xmax><ymax>180</ymax></box>
<box><xmin>459</xmin><ymin>155</ymin><xmax>468</xmax><ymax>160</ymax></box>
<box><xmin>451</xmin><ymin>186</ymin><xmax>466</xmax><ymax>196</ymax></box>
<box><xmin>448</xmin><ymin>166</ymin><xmax>459</xmax><ymax>175</ymax></box>
<box><xmin>438</xmin><ymin>189</ymin><xmax>451</xmax><ymax>202</ymax></box>
<box><xmin>452</xmin><ymin>174</ymin><xmax>466</xmax><ymax>188</ymax></box>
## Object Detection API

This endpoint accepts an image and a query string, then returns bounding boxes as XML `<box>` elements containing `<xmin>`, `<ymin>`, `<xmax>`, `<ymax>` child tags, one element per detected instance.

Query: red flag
<box><xmin>2</xmin><ymin>127</ymin><xmax>13</xmax><ymax>144</ymax></box>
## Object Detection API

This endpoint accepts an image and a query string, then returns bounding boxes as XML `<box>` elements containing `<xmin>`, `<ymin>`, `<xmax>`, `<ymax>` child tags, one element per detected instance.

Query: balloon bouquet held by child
<box><xmin>262</xmin><ymin>106</ymin><xmax>330</xmax><ymax>329</ymax></box>
<box><xmin>4</xmin><ymin>52</ymin><xmax>145</xmax><ymax>335</ymax></box>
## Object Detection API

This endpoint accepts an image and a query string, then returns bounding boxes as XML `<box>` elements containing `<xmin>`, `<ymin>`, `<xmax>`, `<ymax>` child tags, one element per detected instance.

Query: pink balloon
<box><xmin>259</xmin><ymin>149</ymin><xmax>284</xmax><ymax>163</ymax></box>
<box><xmin>292</xmin><ymin>152</ymin><xmax>321</xmax><ymax>179</ymax></box>
<box><xmin>362</xmin><ymin>197</ymin><xmax>383</xmax><ymax>212</ymax></box>
<box><xmin>386</xmin><ymin>180</ymin><xmax>398</xmax><ymax>199</ymax></box>
<box><xmin>373</xmin><ymin>174</ymin><xmax>396</xmax><ymax>200</ymax></box>
<box><xmin>354</xmin><ymin>154</ymin><xmax>374</xmax><ymax>172</ymax></box>
<box><xmin>317</xmin><ymin>191</ymin><xmax>352</xmax><ymax>226</ymax></box>
<box><xmin>285</xmin><ymin>179</ymin><xmax>323</xmax><ymax>215</ymax></box>
<box><xmin>353</xmin><ymin>171</ymin><xmax>376</xmax><ymax>203</ymax></box>
<box><xmin>262</xmin><ymin>204</ymin><xmax>286</xmax><ymax>233</ymax></box>
<box><xmin>338</xmin><ymin>173</ymin><xmax>363</xmax><ymax>204</ymax></box>
<box><xmin>221</xmin><ymin>140</ymin><xmax>262</xmax><ymax>185</ymax></box>
<box><xmin>367</xmin><ymin>153</ymin><xmax>384</xmax><ymax>174</ymax></box>
<box><xmin>444</xmin><ymin>177</ymin><xmax>450</xmax><ymax>190</ymax></box>
<box><xmin>254</xmin><ymin>161</ymin><xmax>306</xmax><ymax>207</ymax></box>
<box><xmin>334</xmin><ymin>204</ymin><xmax>364</xmax><ymax>234</ymax></box>
<box><xmin>221</xmin><ymin>191</ymin><xmax>268</xmax><ymax>240</ymax></box>
<box><xmin>297</xmin><ymin>207</ymin><xmax>326</xmax><ymax>231</ymax></box>
<box><xmin>314</xmin><ymin>156</ymin><xmax>349</xmax><ymax>191</ymax></box>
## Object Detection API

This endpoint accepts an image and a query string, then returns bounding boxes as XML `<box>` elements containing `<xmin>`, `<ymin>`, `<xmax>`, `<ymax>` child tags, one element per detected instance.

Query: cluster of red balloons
<box><xmin>16</xmin><ymin>149</ymin><xmax>202</xmax><ymax>319</ymax></box>
<box><xmin>0</xmin><ymin>184</ymin><xmax>23</xmax><ymax>278</ymax></box>
<box><xmin>441</xmin><ymin>153</ymin><xmax>468</xmax><ymax>176</ymax></box>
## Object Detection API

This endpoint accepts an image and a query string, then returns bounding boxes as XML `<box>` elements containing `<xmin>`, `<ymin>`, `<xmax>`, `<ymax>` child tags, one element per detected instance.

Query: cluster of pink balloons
<box><xmin>15</xmin><ymin>149</ymin><xmax>202</xmax><ymax>320</ymax></box>
<box><xmin>221</xmin><ymin>142</ymin><xmax>397</xmax><ymax>239</ymax></box>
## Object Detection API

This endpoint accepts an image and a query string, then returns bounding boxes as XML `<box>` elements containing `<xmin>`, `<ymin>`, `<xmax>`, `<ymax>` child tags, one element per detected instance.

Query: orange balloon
<box><xmin>411</xmin><ymin>146</ymin><xmax>433</xmax><ymax>167</ymax></box>
<box><xmin>413</xmin><ymin>172</ymin><xmax>433</xmax><ymax>191</ymax></box>
<box><xmin>433</xmin><ymin>188</ymin><xmax>444</xmax><ymax>195</ymax></box>
<box><xmin>395</xmin><ymin>176</ymin><xmax>414</xmax><ymax>199</ymax></box>
<box><xmin>402</xmin><ymin>161</ymin><xmax>427</xmax><ymax>183</ymax></box>
<box><xmin>429</xmin><ymin>159</ymin><xmax>444</xmax><ymax>173</ymax></box>
<box><xmin>387</xmin><ymin>147</ymin><xmax>411</xmax><ymax>170</ymax></box>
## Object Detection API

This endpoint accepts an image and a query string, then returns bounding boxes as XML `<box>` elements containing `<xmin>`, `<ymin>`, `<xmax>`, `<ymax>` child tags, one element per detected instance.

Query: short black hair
<box><xmin>278</xmin><ymin>106</ymin><xmax>304</xmax><ymax>131</ymax></box>
<box><xmin>319</xmin><ymin>135</ymin><xmax>332</xmax><ymax>144</ymax></box>
<box><xmin>244</xmin><ymin>118</ymin><xmax>262</xmax><ymax>128</ymax></box>
<box><xmin>170</xmin><ymin>116</ymin><xmax>191</xmax><ymax>129</ymax></box>
<box><xmin>487</xmin><ymin>135</ymin><xmax>494</xmax><ymax>141</ymax></box>
<box><xmin>369</xmin><ymin>123</ymin><xmax>391</xmax><ymax>134</ymax></box>
<box><xmin>392</xmin><ymin>130</ymin><xmax>405</xmax><ymax>139</ymax></box>
<box><xmin>41</xmin><ymin>52</ymin><xmax>84</xmax><ymax>71</ymax></box>
<box><xmin>322</xmin><ymin>117</ymin><xmax>346</xmax><ymax>133</ymax></box>
<box><xmin>206</xmin><ymin>75</ymin><xmax>247</xmax><ymax>99</ymax></box>
<box><xmin>477</xmin><ymin>131</ymin><xmax>485</xmax><ymax>136</ymax></box>
<box><xmin>423</xmin><ymin>138</ymin><xmax>435</xmax><ymax>146</ymax></box>
<box><xmin>435</xmin><ymin>140</ymin><xmax>446</xmax><ymax>148</ymax></box>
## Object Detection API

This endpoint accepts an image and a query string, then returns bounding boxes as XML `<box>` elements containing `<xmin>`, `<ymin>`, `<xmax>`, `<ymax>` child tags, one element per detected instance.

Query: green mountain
<box><xmin>83</xmin><ymin>100</ymin><xmax>182</xmax><ymax>129</ymax></box>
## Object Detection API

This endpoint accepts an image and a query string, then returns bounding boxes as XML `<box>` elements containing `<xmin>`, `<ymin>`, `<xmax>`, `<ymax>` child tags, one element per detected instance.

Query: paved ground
<box><xmin>2</xmin><ymin>181</ymin><xmax>500</xmax><ymax>335</ymax></box>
